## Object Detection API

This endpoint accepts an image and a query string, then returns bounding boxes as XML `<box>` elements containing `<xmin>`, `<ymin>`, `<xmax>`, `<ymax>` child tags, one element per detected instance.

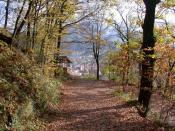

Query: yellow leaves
<box><xmin>157</xmin><ymin>37</ymin><xmax>164</xmax><ymax>44</ymax></box>
<box><xmin>106</xmin><ymin>41</ymin><xmax>141</xmax><ymax>73</ymax></box>
<box><xmin>162</xmin><ymin>0</ymin><xmax>175</xmax><ymax>7</ymax></box>
<box><xmin>148</xmin><ymin>54</ymin><xmax>156</xmax><ymax>59</ymax></box>
<box><xmin>115</xmin><ymin>42</ymin><xmax>122</xmax><ymax>49</ymax></box>
<box><xmin>53</xmin><ymin>0</ymin><xmax>77</xmax><ymax>21</ymax></box>
<box><xmin>106</xmin><ymin>0</ymin><xmax>118</xmax><ymax>7</ymax></box>
<box><xmin>155</xmin><ymin>26</ymin><xmax>174</xmax><ymax>45</ymax></box>
<box><xmin>154</xmin><ymin>41</ymin><xmax>175</xmax><ymax>78</ymax></box>
<box><xmin>44</xmin><ymin>63</ymin><xmax>56</xmax><ymax>77</ymax></box>
<box><xmin>0</xmin><ymin>28</ymin><xmax>12</xmax><ymax>38</ymax></box>
<box><xmin>105</xmin><ymin>18</ymin><xmax>113</xmax><ymax>26</ymax></box>
<box><xmin>172</xmin><ymin>67</ymin><xmax>175</xmax><ymax>72</ymax></box>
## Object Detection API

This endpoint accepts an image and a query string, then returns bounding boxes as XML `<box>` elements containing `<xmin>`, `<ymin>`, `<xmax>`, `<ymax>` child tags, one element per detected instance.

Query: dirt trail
<box><xmin>44</xmin><ymin>79</ymin><xmax>158</xmax><ymax>131</ymax></box>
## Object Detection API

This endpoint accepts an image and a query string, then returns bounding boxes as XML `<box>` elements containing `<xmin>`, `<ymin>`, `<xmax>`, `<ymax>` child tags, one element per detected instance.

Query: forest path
<box><xmin>44</xmin><ymin>79</ymin><xmax>158</xmax><ymax>131</ymax></box>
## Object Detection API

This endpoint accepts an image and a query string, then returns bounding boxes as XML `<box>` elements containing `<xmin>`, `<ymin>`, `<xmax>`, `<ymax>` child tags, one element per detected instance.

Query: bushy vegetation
<box><xmin>55</xmin><ymin>66</ymin><xmax>71</xmax><ymax>81</ymax></box>
<box><xmin>102</xmin><ymin>42</ymin><xmax>142</xmax><ymax>86</ymax></box>
<box><xmin>0</xmin><ymin>41</ymin><xmax>61</xmax><ymax>130</ymax></box>
<box><xmin>113</xmin><ymin>90</ymin><xmax>135</xmax><ymax>101</ymax></box>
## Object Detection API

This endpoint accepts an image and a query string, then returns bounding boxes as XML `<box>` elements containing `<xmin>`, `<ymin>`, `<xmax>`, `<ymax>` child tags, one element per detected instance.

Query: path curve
<box><xmin>45</xmin><ymin>79</ymin><xmax>158</xmax><ymax>131</ymax></box>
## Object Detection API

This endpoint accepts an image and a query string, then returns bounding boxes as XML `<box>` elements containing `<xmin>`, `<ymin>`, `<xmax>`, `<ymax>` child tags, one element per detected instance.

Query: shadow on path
<box><xmin>44</xmin><ymin>79</ymin><xmax>159</xmax><ymax>131</ymax></box>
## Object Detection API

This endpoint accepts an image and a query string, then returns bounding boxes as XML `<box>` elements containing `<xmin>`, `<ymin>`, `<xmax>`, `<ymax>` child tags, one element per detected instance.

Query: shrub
<box><xmin>0</xmin><ymin>41</ymin><xmax>61</xmax><ymax>130</ymax></box>
<box><xmin>54</xmin><ymin>66</ymin><xmax>70</xmax><ymax>80</ymax></box>
<box><xmin>113</xmin><ymin>90</ymin><xmax>135</xmax><ymax>101</ymax></box>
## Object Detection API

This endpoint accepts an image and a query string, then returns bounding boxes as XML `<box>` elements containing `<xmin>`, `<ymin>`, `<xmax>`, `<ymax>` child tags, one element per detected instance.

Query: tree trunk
<box><xmin>4</xmin><ymin>0</ymin><xmax>10</xmax><ymax>28</ymax></box>
<box><xmin>125</xmin><ymin>41</ymin><xmax>130</xmax><ymax>86</ymax></box>
<box><xmin>32</xmin><ymin>17</ymin><xmax>36</xmax><ymax>49</ymax></box>
<box><xmin>57</xmin><ymin>20</ymin><xmax>63</xmax><ymax>54</ymax></box>
<box><xmin>26</xmin><ymin>17</ymin><xmax>31</xmax><ymax>51</ymax></box>
<box><xmin>31</xmin><ymin>0</ymin><xmax>42</xmax><ymax>49</ymax></box>
<box><xmin>12</xmin><ymin>0</ymin><xmax>27</xmax><ymax>37</ymax></box>
<box><xmin>15</xmin><ymin>1</ymin><xmax>33</xmax><ymax>36</ymax></box>
<box><xmin>96</xmin><ymin>57</ymin><xmax>100</xmax><ymax>80</ymax></box>
<box><xmin>57</xmin><ymin>34</ymin><xmax>62</xmax><ymax>51</ymax></box>
<box><xmin>138</xmin><ymin>0</ymin><xmax>160</xmax><ymax>117</ymax></box>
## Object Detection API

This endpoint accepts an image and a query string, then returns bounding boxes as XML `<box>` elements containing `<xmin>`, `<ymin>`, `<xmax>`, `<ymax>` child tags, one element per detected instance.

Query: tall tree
<box><xmin>138</xmin><ymin>0</ymin><xmax>160</xmax><ymax>117</ymax></box>
<box><xmin>91</xmin><ymin>24</ymin><xmax>101</xmax><ymax>80</ymax></box>
<box><xmin>112</xmin><ymin>6</ymin><xmax>140</xmax><ymax>88</ymax></box>
<box><xmin>4</xmin><ymin>0</ymin><xmax>10</xmax><ymax>28</ymax></box>
<box><xmin>54</xmin><ymin>0</ymin><xmax>98</xmax><ymax>55</ymax></box>
<box><xmin>78</xmin><ymin>11</ymin><xmax>108</xmax><ymax>80</ymax></box>
<box><xmin>12</xmin><ymin>0</ymin><xmax>27</xmax><ymax>38</ymax></box>
<box><xmin>14</xmin><ymin>0</ymin><xmax>33</xmax><ymax>37</ymax></box>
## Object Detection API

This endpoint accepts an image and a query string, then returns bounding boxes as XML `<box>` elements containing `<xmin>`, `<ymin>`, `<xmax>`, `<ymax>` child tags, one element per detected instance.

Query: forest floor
<box><xmin>44</xmin><ymin>78</ymin><xmax>165</xmax><ymax>131</ymax></box>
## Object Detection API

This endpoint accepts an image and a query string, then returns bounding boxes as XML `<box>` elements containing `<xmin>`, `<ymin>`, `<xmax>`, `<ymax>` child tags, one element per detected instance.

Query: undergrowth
<box><xmin>113</xmin><ymin>89</ymin><xmax>136</xmax><ymax>101</ymax></box>
<box><xmin>0</xmin><ymin>41</ymin><xmax>61</xmax><ymax>130</ymax></box>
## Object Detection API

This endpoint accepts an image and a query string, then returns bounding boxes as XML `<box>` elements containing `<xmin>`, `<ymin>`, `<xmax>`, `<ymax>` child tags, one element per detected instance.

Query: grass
<box><xmin>113</xmin><ymin>89</ymin><xmax>136</xmax><ymax>101</ymax></box>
